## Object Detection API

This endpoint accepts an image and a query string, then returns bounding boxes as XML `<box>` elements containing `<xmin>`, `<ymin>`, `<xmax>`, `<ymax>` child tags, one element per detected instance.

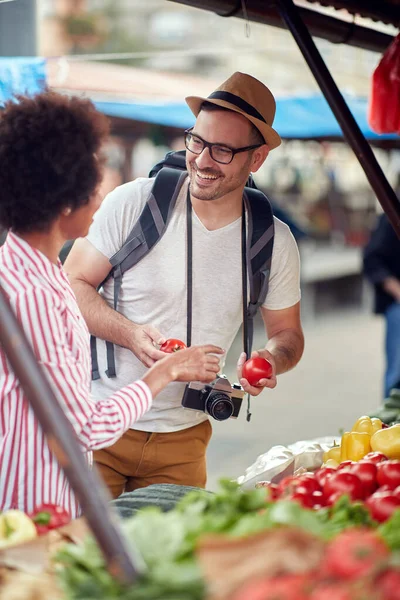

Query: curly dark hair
<box><xmin>0</xmin><ymin>91</ymin><xmax>109</xmax><ymax>233</ymax></box>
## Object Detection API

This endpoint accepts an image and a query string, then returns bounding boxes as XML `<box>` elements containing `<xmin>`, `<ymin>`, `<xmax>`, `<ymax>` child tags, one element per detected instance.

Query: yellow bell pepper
<box><xmin>340</xmin><ymin>431</ymin><xmax>371</xmax><ymax>462</ymax></box>
<box><xmin>323</xmin><ymin>443</ymin><xmax>341</xmax><ymax>464</ymax></box>
<box><xmin>0</xmin><ymin>510</ymin><xmax>37</xmax><ymax>549</ymax></box>
<box><xmin>352</xmin><ymin>415</ymin><xmax>383</xmax><ymax>435</ymax></box>
<box><xmin>324</xmin><ymin>458</ymin><xmax>340</xmax><ymax>468</ymax></box>
<box><xmin>371</xmin><ymin>424</ymin><xmax>400</xmax><ymax>459</ymax></box>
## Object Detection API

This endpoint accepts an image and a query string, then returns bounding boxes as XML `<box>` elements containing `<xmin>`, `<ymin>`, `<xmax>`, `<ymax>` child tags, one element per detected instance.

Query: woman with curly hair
<box><xmin>0</xmin><ymin>92</ymin><xmax>222</xmax><ymax>518</ymax></box>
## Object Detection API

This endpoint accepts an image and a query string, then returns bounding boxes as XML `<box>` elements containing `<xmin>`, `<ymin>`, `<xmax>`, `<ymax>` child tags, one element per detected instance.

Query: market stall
<box><xmin>1</xmin><ymin>0</ymin><xmax>400</xmax><ymax>598</ymax></box>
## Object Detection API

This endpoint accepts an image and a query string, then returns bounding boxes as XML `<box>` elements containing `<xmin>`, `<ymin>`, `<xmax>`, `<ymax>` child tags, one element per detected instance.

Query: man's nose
<box><xmin>195</xmin><ymin>145</ymin><xmax>216</xmax><ymax>169</ymax></box>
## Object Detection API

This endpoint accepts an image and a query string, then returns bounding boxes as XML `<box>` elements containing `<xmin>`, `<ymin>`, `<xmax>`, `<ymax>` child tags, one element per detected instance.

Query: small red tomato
<box><xmin>322</xmin><ymin>528</ymin><xmax>388</xmax><ymax>580</ymax></box>
<box><xmin>377</xmin><ymin>460</ymin><xmax>400</xmax><ymax>489</ymax></box>
<box><xmin>376</xmin><ymin>569</ymin><xmax>400</xmax><ymax>600</ymax></box>
<box><xmin>323</xmin><ymin>471</ymin><xmax>366</xmax><ymax>501</ymax></box>
<box><xmin>315</xmin><ymin>466</ymin><xmax>336</xmax><ymax>488</ymax></box>
<box><xmin>366</xmin><ymin>491</ymin><xmax>400</xmax><ymax>522</ymax></box>
<box><xmin>160</xmin><ymin>338</ymin><xmax>186</xmax><ymax>353</ymax></box>
<box><xmin>290</xmin><ymin>488</ymin><xmax>317</xmax><ymax>509</ymax></box>
<box><xmin>29</xmin><ymin>503</ymin><xmax>71</xmax><ymax>535</ymax></box>
<box><xmin>325</xmin><ymin>491</ymin><xmax>344</xmax><ymax>506</ymax></box>
<box><xmin>242</xmin><ymin>357</ymin><xmax>273</xmax><ymax>386</ymax></box>
<box><xmin>267</xmin><ymin>483</ymin><xmax>280</xmax><ymax>500</ymax></box>
<box><xmin>295</xmin><ymin>474</ymin><xmax>321</xmax><ymax>493</ymax></box>
<box><xmin>343</xmin><ymin>461</ymin><xmax>378</xmax><ymax>496</ymax></box>
<box><xmin>337</xmin><ymin>460</ymin><xmax>356</xmax><ymax>470</ymax></box>
<box><xmin>362</xmin><ymin>451</ymin><xmax>388</xmax><ymax>464</ymax></box>
<box><xmin>277</xmin><ymin>475</ymin><xmax>298</xmax><ymax>497</ymax></box>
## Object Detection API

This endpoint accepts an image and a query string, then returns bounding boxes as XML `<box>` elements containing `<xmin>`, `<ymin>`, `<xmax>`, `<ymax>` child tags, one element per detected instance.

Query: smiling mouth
<box><xmin>194</xmin><ymin>169</ymin><xmax>220</xmax><ymax>182</ymax></box>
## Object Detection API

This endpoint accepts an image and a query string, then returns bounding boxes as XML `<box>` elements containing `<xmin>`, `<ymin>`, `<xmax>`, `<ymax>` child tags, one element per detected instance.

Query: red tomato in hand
<box><xmin>160</xmin><ymin>338</ymin><xmax>186</xmax><ymax>353</ymax></box>
<box><xmin>323</xmin><ymin>471</ymin><xmax>366</xmax><ymax>502</ymax></box>
<box><xmin>377</xmin><ymin>460</ymin><xmax>400</xmax><ymax>489</ymax></box>
<box><xmin>242</xmin><ymin>357</ymin><xmax>273</xmax><ymax>386</ymax></box>
<box><xmin>365</xmin><ymin>491</ymin><xmax>400</xmax><ymax>522</ymax></box>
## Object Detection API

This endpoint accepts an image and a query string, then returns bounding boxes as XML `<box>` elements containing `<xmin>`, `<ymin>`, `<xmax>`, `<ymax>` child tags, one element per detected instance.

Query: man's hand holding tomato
<box><xmin>237</xmin><ymin>350</ymin><xmax>277</xmax><ymax>396</ymax></box>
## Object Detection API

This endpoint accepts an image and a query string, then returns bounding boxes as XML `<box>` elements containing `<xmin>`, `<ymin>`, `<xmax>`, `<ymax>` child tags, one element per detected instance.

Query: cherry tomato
<box><xmin>362</xmin><ymin>451</ymin><xmax>388</xmax><ymax>464</ymax></box>
<box><xmin>376</xmin><ymin>569</ymin><xmax>400</xmax><ymax>600</ymax></box>
<box><xmin>337</xmin><ymin>460</ymin><xmax>356</xmax><ymax>470</ymax></box>
<box><xmin>315</xmin><ymin>466</ymin><xmax>336</xmax><ymax>488</ymax></box>
<box><xmin>325</xmin><ymin>491</ymin><xmax>344</xmax><ymax>506</ymax></box>
<box><xmin>323</xmin><ymin>471</ymin><xmax>366</xmax><ymax>502</ymax></box>
<box><xmin>159</xmin><ymin>338</ymin><xmax>186</xmax><ymax>353</ymax></box>
<box><xmin>365</xmin><ymin>491</ymin><xmax>400</xmax><ymax>522</ymax></box>
<box><xmin>343</xmin><ymin>461</ymin><xmax>378</xmax><ymax>496</ymax></box>
<box><xmin>376</xmin><ymin>460</ymin><xmax>400</xmax><ymax>489</ymax></box>
<box><xmin>266</xmin><ymin>483</ymin><xmax>280</xmax><ymax>501</ymax></box>
<box><xmin>322</xmin><ymin>528</ymin><xmax>388</xmax><ymax>580</ymax></box>
<box><xmin>242</xmin><ymin>357</ymin><xmax>273</xmax><ymax>386</ymax></box>
<box><xmin>29</xmin><ymin>504</ymin><xmax>71</xmax><ymax>535</ymax></box>
<box><xmin>295</xmin><ymin>474</ymin><xmax>321</xmax><ymax>493</ymax></box>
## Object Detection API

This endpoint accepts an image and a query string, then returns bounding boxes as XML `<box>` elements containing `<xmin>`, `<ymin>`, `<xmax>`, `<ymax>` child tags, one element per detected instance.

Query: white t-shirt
<box><xmin>86</xmin><ymin>176</ymin><xmax>301</xmax><ymax>432</ymax></box>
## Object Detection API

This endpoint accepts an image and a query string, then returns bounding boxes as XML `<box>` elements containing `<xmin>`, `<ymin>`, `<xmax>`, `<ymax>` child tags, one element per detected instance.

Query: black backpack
<box><xmin>91</xmin><ymin>150</ymin><xmax>274</xmax><ymax>381</ymax></box>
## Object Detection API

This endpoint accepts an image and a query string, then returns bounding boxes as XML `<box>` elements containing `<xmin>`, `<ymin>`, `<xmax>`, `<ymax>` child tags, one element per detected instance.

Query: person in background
<box><xmin>65</xmin><ymin>72</ymin><xmax>304</xmax><ymax>498</ymax></box>
<box><xmin>0</xmin><ymin>92</ymin><xmax>223</xmax><ymax>518</ymax></box>
<box><xmin>363</xmin><ymin>209</ymin><xmax>400</xmax><ymax>398</ymax></box>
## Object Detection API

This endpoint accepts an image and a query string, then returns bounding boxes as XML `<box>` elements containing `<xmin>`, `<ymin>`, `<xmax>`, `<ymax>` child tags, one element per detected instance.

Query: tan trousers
<box><xmin>93</xmin><ymin>419</ymin><xmax>212</xmax><ymax>498</ymax></box>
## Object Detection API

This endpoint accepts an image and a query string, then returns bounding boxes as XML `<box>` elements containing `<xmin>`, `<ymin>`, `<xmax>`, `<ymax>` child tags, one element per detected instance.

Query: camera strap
<box><xmin>186</xmin><ymin>187</ymin><xmax>252</xmax><ymax>421</ymax></box>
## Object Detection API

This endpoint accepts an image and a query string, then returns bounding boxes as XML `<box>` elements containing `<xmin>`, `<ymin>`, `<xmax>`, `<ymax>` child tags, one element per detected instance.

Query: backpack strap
<box><xmin>91</xmin><ymin>168</ymin><xmax>187</xmax><ymax>380</ymax></box>
<box><xmin>243</xmin><ymin>187</ymin><xmax>275</xmax><ymax>354</ymax></box>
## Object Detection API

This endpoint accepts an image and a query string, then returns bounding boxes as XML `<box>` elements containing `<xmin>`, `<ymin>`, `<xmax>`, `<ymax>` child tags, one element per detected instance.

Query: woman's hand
<box><xmin>142</xmin><ymin>345</ymin><xmax>224</xmax><ymax>398</ymax></box>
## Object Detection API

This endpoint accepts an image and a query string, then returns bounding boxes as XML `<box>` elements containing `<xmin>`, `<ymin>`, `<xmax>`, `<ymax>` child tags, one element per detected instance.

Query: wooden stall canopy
<box><xmin>168</xmin><ymin>0</ymin><xmax>400</xmax><ymax>238</ymax></box>
<box><xmin>168</xmin><ymin>0</ymin><xmax>398</xmax><ymax>53</ymax></box>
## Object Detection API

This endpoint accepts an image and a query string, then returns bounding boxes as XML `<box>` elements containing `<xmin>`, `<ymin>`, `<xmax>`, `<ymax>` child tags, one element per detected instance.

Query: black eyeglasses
<box><xmin>184</xmin><ymin>129</ymin><xmax>262</xmax><ymax>165</ymax></box>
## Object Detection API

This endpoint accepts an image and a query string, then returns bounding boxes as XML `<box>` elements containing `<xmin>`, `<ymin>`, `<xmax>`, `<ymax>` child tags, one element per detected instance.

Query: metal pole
<box><xmin>276</xmin><ymin>0</ymin><xmax>400</xmax><ymax>239</ymax></box>
<box><xmin>168</xmin><ymin>0</ymin><xmax>394</xmax><ymax>55</ymax></box>
<box><xmin>0</xmin><ymin>284</ymin><xmax>139</xmax><ymax>585</ymax></box>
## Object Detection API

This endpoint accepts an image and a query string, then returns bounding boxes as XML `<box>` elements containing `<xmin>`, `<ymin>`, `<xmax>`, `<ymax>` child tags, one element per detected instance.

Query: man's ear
<box><xmin>250</xmin><ymin>144</ymin><xmax>270</xmax><ymax>173</ymax></box>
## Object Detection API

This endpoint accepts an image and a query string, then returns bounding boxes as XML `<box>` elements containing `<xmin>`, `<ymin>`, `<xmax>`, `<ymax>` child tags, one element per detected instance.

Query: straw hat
<box><xmin>185</xmin><ymin>72</ymin><xmax>281</xmax><ymax>150</ymax></box>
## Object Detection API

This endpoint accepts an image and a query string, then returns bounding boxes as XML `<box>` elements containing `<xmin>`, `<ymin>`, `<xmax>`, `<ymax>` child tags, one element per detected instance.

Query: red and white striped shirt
<box><xmin>0</xmin><ymin>232</ymin><xmax>152</xmax><ymax>518</ymax></box>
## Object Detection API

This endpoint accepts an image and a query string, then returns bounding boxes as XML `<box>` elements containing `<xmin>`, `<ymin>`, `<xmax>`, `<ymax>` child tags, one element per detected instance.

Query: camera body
<box><xmin>181</xmin><ymin>375</ymin><xmax>245</xmax><ymax>421</ymax></box>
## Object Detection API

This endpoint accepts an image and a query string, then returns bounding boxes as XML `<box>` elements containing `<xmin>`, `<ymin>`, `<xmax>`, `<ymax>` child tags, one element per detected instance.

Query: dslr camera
<box><xmin>181</xmin><ymin>375</ymin><xmax>245</xmax><ymax>421</ymax></box>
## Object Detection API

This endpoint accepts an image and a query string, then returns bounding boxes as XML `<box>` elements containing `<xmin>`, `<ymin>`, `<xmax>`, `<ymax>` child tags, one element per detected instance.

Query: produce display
<box><xmin>322</xmin><ymin>415</ymin><xmax>400</xmax><ymax>466</ymax></box>
<box><xmin>0</xmin><ymin>504</ymin><xmax>71</xmax><ymax>549</ymax></box>
<box><xmin>55</xmin><ymin>478</ymin><xmax>400</xmax><ymax>599</ymax></box>
<box><xmin>3</xmin><ymin>412</ymin><xmax>400</xmax><ymax>600</ymax></box>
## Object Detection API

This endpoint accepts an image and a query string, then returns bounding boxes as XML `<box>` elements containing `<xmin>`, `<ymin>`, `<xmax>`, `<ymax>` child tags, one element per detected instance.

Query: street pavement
<box><xmin>206</xmin><ymin>306</ymin><xmax>385</xmax><ymax>490</ymax></box>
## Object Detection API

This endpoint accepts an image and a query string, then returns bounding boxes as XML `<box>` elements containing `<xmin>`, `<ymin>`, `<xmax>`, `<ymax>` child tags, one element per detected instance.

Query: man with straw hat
<box><xmin>65</xmin><ymin>72</ymin><xmax>304</xmax><ymax>497</ymax></box>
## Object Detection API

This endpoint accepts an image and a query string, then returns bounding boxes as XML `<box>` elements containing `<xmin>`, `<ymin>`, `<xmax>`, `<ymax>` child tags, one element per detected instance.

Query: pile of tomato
<box><xmin>267</xmin><ymin>452</ymin><xmax>400</xmax><ymax>523</ymax></box>
<box><xmin>234</xmin><ymin>528</ymin><xmax>400</xmax><ymax>600</ymax></box>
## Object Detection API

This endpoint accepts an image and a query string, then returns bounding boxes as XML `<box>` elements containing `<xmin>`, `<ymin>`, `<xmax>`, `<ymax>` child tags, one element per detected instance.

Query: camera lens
<box><xmin>205</xmin><ymin>392</ymin><xmax>234</xmax><ymax>421</ymax></box>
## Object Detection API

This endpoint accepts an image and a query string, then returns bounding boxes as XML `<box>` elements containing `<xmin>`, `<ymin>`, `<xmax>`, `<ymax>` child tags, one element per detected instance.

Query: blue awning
<box><xmin>94</xmin><ymin>93</ymin><xmax>399</xmax><ymax>141</ymax></box>
<box><xmin>0</xmin><ymin>57</ymin><xmax>47</xmax><ymax>105</ymax></box>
